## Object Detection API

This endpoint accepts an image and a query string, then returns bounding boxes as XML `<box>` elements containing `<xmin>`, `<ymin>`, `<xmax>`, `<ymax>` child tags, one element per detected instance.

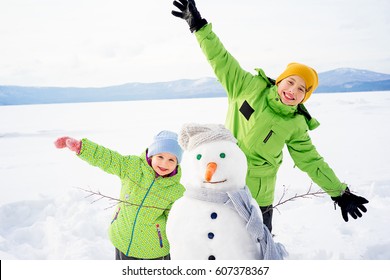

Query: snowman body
<box><xmin>166</xmin><ymin>139</ymin><xmax>262</xmax><ymax>260</ymax></box>
<box><xmin>167</xmin><ymin>193</ymin><xmax>261</xmax><ymax>260</ymax></box>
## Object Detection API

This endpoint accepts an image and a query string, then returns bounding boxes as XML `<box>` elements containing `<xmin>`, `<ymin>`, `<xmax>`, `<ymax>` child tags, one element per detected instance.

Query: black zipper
<box><xmin>263</xmin><ymin>130</ymin><xmax>274</xmax><ymax>143</ymax></box>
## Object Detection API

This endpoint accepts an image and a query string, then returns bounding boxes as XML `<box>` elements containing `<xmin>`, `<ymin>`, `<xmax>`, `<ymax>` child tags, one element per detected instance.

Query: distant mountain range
<box><xmin>315</xmin><ymin>68</ymin><xmax>390</xmax><ymax>93</ymax></box>
<box><xmin>1</xmin><ymin>68</ymin><xmax>389</xmax><ymax>106</ymax></box>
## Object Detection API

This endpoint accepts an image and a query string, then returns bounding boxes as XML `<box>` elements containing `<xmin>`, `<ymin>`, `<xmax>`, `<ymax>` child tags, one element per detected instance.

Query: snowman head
<box><xmin>179</xmin><ymin>123</ymin><xmax>248</xmax><ymax>192</ymax></box>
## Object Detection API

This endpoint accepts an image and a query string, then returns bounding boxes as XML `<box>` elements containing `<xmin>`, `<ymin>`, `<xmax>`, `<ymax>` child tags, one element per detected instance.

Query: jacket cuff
<box><xmin>195</xmin><ymin>22</ymin><xmax>213</xmax><ymax>43</ymax></box>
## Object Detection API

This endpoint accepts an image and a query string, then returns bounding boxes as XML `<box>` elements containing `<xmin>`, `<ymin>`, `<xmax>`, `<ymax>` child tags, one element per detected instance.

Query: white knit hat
<box><xmin>179</xmin><ymin>123</ymin><xmax>237</xmax><ymax>151</ymax></box>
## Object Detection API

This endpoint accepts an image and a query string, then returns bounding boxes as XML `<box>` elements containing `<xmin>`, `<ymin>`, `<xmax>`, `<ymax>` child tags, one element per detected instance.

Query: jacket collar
<box><xmin>267</xmin><ymin>86</ymin><xmax>320</xmax><ymax>130</ymax></box>
<box><xmin>267</xmin><ymin>86</ymin><xmax>298</xmax><ymax>117</ymax></box>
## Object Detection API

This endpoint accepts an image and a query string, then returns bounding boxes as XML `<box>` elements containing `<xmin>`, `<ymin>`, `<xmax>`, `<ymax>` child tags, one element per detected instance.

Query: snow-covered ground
<box><xmin>1</xmin><ymin>91</ymin><xmax>390</xmax><ymax>261</ymax></box>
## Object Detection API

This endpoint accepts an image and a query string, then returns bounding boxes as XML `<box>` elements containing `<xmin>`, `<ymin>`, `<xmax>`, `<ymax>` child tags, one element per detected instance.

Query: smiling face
<box><xmin>188</xmin><ymin>141</ymin><xmax>248</xmax><ymax>191</ymax></box>
<box><xmin>277</xmin><ymin>75</ymin><xmax>307</xmax><ymax>106</ymax></box>
<box><xmin>150</xmin><ymin>152</ymin><xmax>178</xmax><ymax>177</ymax></box>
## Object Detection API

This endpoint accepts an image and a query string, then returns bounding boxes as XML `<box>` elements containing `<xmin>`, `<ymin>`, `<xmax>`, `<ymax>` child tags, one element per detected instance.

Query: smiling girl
<box><xmin>54</xmin><ymin>130</ymin><xmax>184</xmax><ymax>260</ymax></box>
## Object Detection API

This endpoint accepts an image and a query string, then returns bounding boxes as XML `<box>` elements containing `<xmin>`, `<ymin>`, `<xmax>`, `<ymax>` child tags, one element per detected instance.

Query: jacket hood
<box><xmin>255</xmin><ymin>68</ymin><xmax>275</xmax><ymax>86</ymax></box>
<box><xmin>297</xmin><ymin>104</ymin><xmax>320</xmax><ymax>130</ymax></box>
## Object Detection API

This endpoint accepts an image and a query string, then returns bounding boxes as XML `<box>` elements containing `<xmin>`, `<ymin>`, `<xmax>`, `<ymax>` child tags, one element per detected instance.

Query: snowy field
<box><xmin>1</xmin><ymin>91</ymin><xmax>390</xmax><ymax>261</ymax></box>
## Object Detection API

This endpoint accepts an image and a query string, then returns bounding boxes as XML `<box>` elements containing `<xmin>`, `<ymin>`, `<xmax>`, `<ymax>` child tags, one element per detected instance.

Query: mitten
<box><xmin>331</xmin><ymin>188</ymin><xmax>369</xmax><ymax>222</ymax></box>
<box><xmin>172</xmin><ymin>0</ymin><xmax>208</xmax><ymax>33</ymax></box>
<box><xmin>54</xmin><ymin>136</ymin><xmax>82</xmax><ymax>154</ymax></box>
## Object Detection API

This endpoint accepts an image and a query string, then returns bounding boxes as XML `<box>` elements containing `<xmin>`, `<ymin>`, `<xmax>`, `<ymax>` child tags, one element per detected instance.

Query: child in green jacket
<box><xmin>55</xmin><ymin>131</ymin><xmax>184</xmax><ymax>259</ymax></box>
<box><xmin>172</xmin><ymin>0</ymin><xmax>368</xmax><ymax>232</ymax></box>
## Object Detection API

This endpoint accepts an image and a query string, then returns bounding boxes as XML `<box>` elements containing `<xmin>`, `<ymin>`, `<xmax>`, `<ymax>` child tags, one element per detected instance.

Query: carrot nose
<box><xmin>205</xmin><ymin>162</ymin><xmax>217</xmax><ymax>182</ymax></box>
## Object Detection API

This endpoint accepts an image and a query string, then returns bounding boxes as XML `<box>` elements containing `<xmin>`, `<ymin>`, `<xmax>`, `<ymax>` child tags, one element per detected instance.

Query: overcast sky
<box><xmin>1</xmin><ymin>0</ymin><xmax>389</xmax><ymax>87</ymax></box>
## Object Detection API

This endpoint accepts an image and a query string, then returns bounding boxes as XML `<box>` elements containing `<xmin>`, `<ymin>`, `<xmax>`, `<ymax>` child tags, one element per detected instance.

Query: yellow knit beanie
<box><xmin>275</xmin><ymin>62</ymin><xmax>319</xmax><ymax>103</ymax></box>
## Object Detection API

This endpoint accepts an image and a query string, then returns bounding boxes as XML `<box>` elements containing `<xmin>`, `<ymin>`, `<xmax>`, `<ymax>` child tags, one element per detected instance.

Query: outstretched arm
<box><xmin>171</xmin><ymin>0</ymin><xmax>266</xmax><ymax>100</ymax></box>
<box><xmin>55</xmin><ymin>137</ymin><xmax>131</xmax><ymax>178</ymax></box>
<box><xmin>287</xmin><ymin>133</ymin><xmax>369</xmax><ymax>222</ymax></box>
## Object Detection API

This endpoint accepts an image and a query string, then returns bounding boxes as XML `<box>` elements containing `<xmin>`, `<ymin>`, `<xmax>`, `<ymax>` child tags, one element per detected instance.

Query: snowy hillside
<box><xmin>0</xmin><ymin>91</ymin><xmax>389</xmax><ymax>261</ymax></box>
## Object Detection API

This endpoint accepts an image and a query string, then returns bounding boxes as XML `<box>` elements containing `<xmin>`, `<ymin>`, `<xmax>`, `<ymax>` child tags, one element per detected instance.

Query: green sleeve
<box><xmin>287</xmin><ymin>132</ymin><xmax>347</xmax><ymax>197</ymax></box>
<box><xmin>195</xmin><ymin>23</ymin><xmax>267</xmax><ymax>100</ymax></box>
<box><xmin>78</xmin><ymin>138</ymin><xmax>132</xmax><ymax>179</ymax></box>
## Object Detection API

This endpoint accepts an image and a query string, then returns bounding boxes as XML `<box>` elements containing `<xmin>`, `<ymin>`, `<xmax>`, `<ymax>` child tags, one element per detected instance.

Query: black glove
<box><xmin>172</xmin><ymin>0</ymin><xmax>208</xmax><ymax>33</ymax></box>
<box><xmin>331</xmin><ymin>188</ymin><xmax>369</xmax><ymax>222</ymax></box>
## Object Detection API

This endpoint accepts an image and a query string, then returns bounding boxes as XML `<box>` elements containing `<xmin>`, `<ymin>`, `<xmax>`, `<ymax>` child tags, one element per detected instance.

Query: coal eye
<box><xmin>196</xmin><ymin>154</ymin><xmax>202</xmax><ymax>160</ymax></box>
<box><xmin>220</xmin><ymin>153</ymin><xmax>226</xmax><ymax>158</ymax></box>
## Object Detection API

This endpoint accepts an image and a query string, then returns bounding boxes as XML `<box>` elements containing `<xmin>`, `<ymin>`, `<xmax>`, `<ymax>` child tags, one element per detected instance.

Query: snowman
<box><xmin>166</xmin><ymin>123</ymin><xmax>287</xmax><ymax>260</ymax></box>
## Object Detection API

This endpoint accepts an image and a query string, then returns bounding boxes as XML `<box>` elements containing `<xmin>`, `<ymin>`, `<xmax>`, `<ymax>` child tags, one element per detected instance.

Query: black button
<box><xmin>210</xmin><ymin>212</ymin><xmax>217</xmax><ymax>219</ymax></box>
<box><xmin>208</xmin><ymin>255</ymin><xmax>216</xmax><ymax>260</ymax></box>
<box><xmin>208</xmin><ymin>232</ymin><xmax>214</xmax><ymax>239</ymax></box>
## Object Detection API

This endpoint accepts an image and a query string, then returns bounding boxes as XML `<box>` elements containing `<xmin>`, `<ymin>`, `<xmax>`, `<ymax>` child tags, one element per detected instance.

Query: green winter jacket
<box><xmin>78</xmin><ymin>139</ymin><xmax>185</xmax><ymax>259</ymax></box>
<box><xmin>195</xmin><ymin>24</ymin><xmax>346</xmax><ymax>206</ymax></box>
